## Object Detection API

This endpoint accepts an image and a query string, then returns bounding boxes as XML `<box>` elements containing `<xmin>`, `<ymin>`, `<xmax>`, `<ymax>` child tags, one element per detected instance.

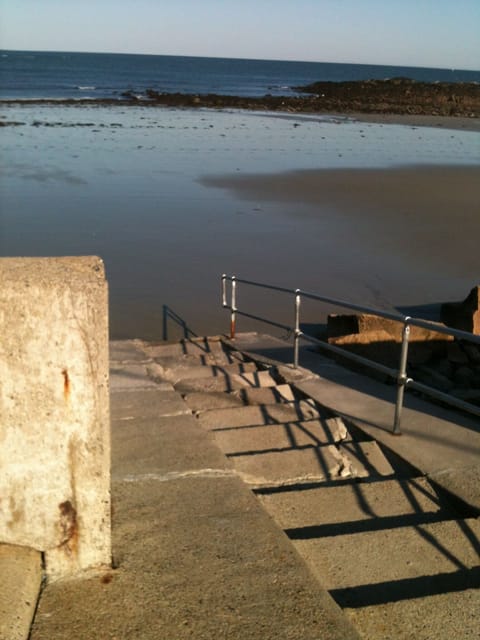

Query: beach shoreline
<box><xmin>2</xmin><ymin>101</ymin><xmax>478</xmax><ymax>340</ymax></box>
<box><xmin>1</xmin><ymin>102</ymin><xmax>479</xmax><ymax>133</ymax></box>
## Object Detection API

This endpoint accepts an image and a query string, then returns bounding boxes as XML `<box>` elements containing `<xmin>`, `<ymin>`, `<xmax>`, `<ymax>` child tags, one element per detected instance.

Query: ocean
<box><xmin>1</xmin><ymin>51</ymin><xmax>479</xmax><ymax>340</ymax></box>
<box><xmin>1</xmin><ymin>50</ymin><xmax>479</xmax><ymax>101</ymax></box>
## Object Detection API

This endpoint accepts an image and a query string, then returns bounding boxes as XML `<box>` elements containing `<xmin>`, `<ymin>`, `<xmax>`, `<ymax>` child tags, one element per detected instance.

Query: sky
<box><xmin>0</xmin><ymin>0</ymin><xmax>479</xmax><ymax>70</ymax></box>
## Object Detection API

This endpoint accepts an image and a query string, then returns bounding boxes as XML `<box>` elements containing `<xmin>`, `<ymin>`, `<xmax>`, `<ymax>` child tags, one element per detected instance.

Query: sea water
<box><xmin>1</xmin><ymin>50</ymin><xmax>479</xmax><ymax>100</ymax></box>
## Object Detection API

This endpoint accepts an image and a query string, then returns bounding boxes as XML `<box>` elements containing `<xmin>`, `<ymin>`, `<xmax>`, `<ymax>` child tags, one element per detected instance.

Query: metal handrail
<box><xmin>221</xmin><ymin>274</ymin><xmax>480</xmax><ymax>434</ymax></box>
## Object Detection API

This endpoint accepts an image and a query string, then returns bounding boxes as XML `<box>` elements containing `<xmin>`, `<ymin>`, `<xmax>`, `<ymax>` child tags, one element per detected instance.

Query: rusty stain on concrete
<box><xmin>58</xmin><ymin>500</ymin><xmax>78</xmax><ymax>556</ymax></box>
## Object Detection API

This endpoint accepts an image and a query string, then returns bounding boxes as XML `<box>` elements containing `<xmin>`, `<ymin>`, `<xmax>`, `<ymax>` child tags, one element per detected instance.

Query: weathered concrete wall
<box><xmin>0</xmin><ymin>257</ymin><xmax>111</xmax><ymax>581</ymax></box>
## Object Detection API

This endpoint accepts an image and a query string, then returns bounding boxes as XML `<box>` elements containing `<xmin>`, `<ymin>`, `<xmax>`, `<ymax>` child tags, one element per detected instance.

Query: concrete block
<box><xmin>0</xmin><ymin>257</ymin><xmax>111</xmax><ymax>581</ymax></box>
<box><xmin>0</xmin><ymin>544</ymin><xmax>42</xmax><ymax>640</ymax></box>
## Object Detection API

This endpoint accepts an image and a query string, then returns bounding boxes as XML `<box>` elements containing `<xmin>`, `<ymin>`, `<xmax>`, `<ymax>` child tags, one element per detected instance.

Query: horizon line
<box><xmin>1</xmin><ymin>48</ymin><xmax>479</xmax><ymax>74</ymax></box>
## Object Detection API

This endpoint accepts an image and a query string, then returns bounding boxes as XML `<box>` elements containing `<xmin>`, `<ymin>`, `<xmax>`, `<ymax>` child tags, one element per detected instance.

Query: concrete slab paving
<box><xmin>111</xmin><ymin>388</ymin><xmax>190</xmax><ymax>420</ymax></box>
<box><xmin>27</xmin><ymin>334</ymin><xmax>479</xmax><ymax>639</ymax></box>
<box><xmin>0</xmin><ymin>544</ymin><xmax>42</xmax><ymax>640</ymax></box>
<box><xmin>30</xmin><ymin>341</ymin><xmax>360</xmax><ymax>640</ymax></box>
<box><xmin>346</xmin><ymin>586</ymin><xmax>480</xmax><ymax>640</ymax></box>
<box><xmin>112</xmin><ymin>414</ymin><xmax>229</xmax><ymax>476</ymax></box>
<box><xmin>31</xmin><ymin>476</ymin><xmax>360</xmax><ymax>640</ymax></box>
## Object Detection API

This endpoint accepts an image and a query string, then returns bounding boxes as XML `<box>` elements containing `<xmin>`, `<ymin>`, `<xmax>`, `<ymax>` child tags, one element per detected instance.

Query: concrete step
<box><xmin>182</xmin><ymin>383</ymin><xmax>296</xmax><ymax>412</ymax></box>
<box><xmin>211</xmin><ymin>418</ymin><xmax>350</xmax><ymax>456</ymax></box>
<box><xmin>147</xmin><ymin>360</ymin><xmax>258</xmax><ymax>385</ymax></box>
<box><xmin>184</xmin><ymin>384</ymin><xmax>296</xmax><ymax>413</ymax></box>
<box><xmin>0</xmin><ymin>544</ymin><xmax>43</xmax><ymax>640</ymax></box>
<box><xmin>228</xmin><ymin>440</ymin><xmax>394</xmax><ymax>488</ymax></box>
<box><xmin>111</xmin><ymin>413</ymin><xmax>229</xmax><ymax>477</ymax></box>
<box><xmin>109</xmin><ymin>339</ymin><xmax>151</xmax><ymax>364</ymax></box>
<box><xmin>228</xmin><ymin>444</ymin><xmax>356</xmax><ymax>488</ymax></box>
<box><xmin>174</xmin><ymin>369</ymin><xmax>280</xmax><ymax>393</ymax></box>
<box><xmin>111</xmin><ymin>388</ymin><xmax>191</xmax><ymax>420</ymax></box>
<box><xmin>338</xmin><ymin>441</ymin><xmax>395</xmax><ymax>478</ymax></box>
<box><xmin>287</xmin><ymin>516</ymin><xmax>480</xmax><ymax>640</ymax></box>
<box><xmin>196</xmin><ymin>401</ymin><xmax>321</xmax><ymax>430</ymax></box>
<box><xmin>258</xmin><ymin>477</ymin><xmax>446</xmax><ymax>530</ymax></box>
<box><xmin>141</xmin><ymin>336</ymin><xmax>233</xmax><ymax>359</ymax></box>
<box><xmin>110</xmin><ymin>363</ymin><xmax>169</xmax><ymax>391</ymax></box>
<box><xmin>258</xmin><ymin>476</ymin><xmax>480</xmax><ymax>640</ymax></box>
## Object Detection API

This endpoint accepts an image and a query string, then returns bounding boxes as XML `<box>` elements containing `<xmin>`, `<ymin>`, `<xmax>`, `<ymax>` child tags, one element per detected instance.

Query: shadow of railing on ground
<box><xmin>162</xmin><ymin>305</ymin><xmax>198</xmax><ymax>342</ymax></box>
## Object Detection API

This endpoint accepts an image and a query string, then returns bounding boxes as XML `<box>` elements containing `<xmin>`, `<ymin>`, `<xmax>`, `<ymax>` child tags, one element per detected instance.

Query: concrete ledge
<box><xmin>0</xmin><ymin>544</ymin><xmax>42</xmax><ymax>640</ymax></box>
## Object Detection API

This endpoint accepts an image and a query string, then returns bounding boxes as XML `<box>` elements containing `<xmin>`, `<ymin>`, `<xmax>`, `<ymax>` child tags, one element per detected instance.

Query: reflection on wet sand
<box><xmin>1</xmin><ymin>105</ymin><xmax>479</xmax><ymax>339</ymax></box>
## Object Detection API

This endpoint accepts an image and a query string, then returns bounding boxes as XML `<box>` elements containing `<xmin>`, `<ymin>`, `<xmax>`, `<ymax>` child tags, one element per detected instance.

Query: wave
<box><xmin>77</xmin><ymin>86</ymin><xmax>96</xmax><ymax>91</ymax></box>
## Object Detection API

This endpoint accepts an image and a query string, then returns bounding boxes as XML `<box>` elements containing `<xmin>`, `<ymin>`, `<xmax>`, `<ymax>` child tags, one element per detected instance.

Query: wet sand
<box><xmin>202</xmin><ymin>166</ymin><xmax>480</xmax><ymax>268</ymax></box>
<box><xmin>348</xmin><ymin>113</ymin><xmax>480</xmax><ymax>132</ymax></box>
<box><xmin>202</xmin><ymin>164</ymin><xmax>480</xmax><ymax>308</ymax></box>
<box><xmin>1</xmin><ymin>103</ymin><xmax>479</xmax><ymax>339</ymax></box>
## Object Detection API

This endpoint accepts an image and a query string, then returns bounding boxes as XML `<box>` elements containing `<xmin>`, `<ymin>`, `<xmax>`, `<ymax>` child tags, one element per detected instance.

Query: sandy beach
<box><xmin>202</xmin><ymin>165</ymin><xmax>480</xmax><ymax>278</ymax></box>
<box><xmin>348</xmin><ymin>113</ymin><xmax>480</xmax><ymax>132</ymax></box>
<box><xmin>1</xmin><ymin>103</ymin><xmax>479</xmax><ymax>338</ymax></box>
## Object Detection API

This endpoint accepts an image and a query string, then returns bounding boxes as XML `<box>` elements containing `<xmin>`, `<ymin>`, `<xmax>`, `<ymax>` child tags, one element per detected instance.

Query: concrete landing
<box><xmin>29</xmin><ymin>338</ymin><xmax>360</xmax><ymax>640</ymax></box>
<box><xmin>0</xmin><ymin>545</ymin><xmax>42</xmax><ymax>640</ymax></box>
<box><xmin>24</xmin><ymin>333</ymin><xmax>480</xmax><ymax>639</ymax></box>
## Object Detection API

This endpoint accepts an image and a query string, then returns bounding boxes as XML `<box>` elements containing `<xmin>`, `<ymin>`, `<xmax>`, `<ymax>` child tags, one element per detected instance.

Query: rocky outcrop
<box><xmin>327</xmin><ymin>313</ymin><xmax>452</xmax><ymax>368</ymax></box>
<box><xmin>441</xmin><ymin>286</ymin><xmax>480</xmax><ymax>334</ymax></box>
<box><xmin>326</xmin><ymin>304</ymin><xmax>480</xmax><ymax>407</ymax></box>
<box><xmin>4</xmin><ymin>78</ymin><xmax>480</xmax><ymax>117</ymax></box>
<box><xmin>294</xmin><ymin>78</ymin><xmax>480</xmax><ymax>117</ymax></box>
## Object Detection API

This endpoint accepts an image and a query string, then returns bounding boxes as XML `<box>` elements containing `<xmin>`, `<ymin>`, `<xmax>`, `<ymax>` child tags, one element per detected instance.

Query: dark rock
<box><xmin>447</xmin><ymin>342</ymin><xmax>470</xmax><ymax>365</ymax></box>
<box><xmin>450</xmin><ymin>388</ymin><xmax>480</xmax><ymax>405</ymax></box>
<box><xmin>453</xmin><ymin>366</ymin><xmax>475</xmax><ymax>387</ymax></box>
<box><xmin>441</xmin><ymin>285</ymin><xmax>480</xmax><ymax>335</ymax></box>
<box><xmin>2</xmin><ymin>79</ymin><xmax>480</xmax><ymax>117</ymax></box>
<box><xmin>462</xmin><ymin>342</ymin><xmax>480</xmax><ymax>364</ymax></box>
<box><xmin>415</xmin><ymin>366</ymin><xmax>454</xmax><ymax>393</ymax></box>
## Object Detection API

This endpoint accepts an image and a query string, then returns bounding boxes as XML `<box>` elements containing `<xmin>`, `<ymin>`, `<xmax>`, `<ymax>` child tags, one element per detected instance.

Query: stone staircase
<box><xmin>142</xmin><ymin>334</ymin><xmax>480</xmax><ymax>640</ymax></box>
<box><xmin>25</xmin><ymin>333</ymin><xmax>479</xmax><ymax>640</ymax></box>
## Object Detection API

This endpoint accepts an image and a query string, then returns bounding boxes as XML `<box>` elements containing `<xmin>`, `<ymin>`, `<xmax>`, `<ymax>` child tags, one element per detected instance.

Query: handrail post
<box><xmin>294</xmin><ymin>289</ymin><xmax>301</xmax><ymax>369</ymax></box>
<box><xmin>393</xmin><ymin>318</ymin><xmax>411</xmax><ymax>435</ymax></box>
<box><xmin>230</xmin><ymin>276</ymin><xmax>237</xmax><ymax>339</ymax></box>
<box><xmin>221</xmin><ymin>273</ymin><xmax>227</xmax><ymax>307</ymax></box>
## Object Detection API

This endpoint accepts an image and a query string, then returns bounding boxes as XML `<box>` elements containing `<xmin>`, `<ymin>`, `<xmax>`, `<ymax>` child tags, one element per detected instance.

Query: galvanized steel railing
<box><xmin>221</xmin><ymin>274</ymin><xmax>480</xmax><ymax>434</ymax></box>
